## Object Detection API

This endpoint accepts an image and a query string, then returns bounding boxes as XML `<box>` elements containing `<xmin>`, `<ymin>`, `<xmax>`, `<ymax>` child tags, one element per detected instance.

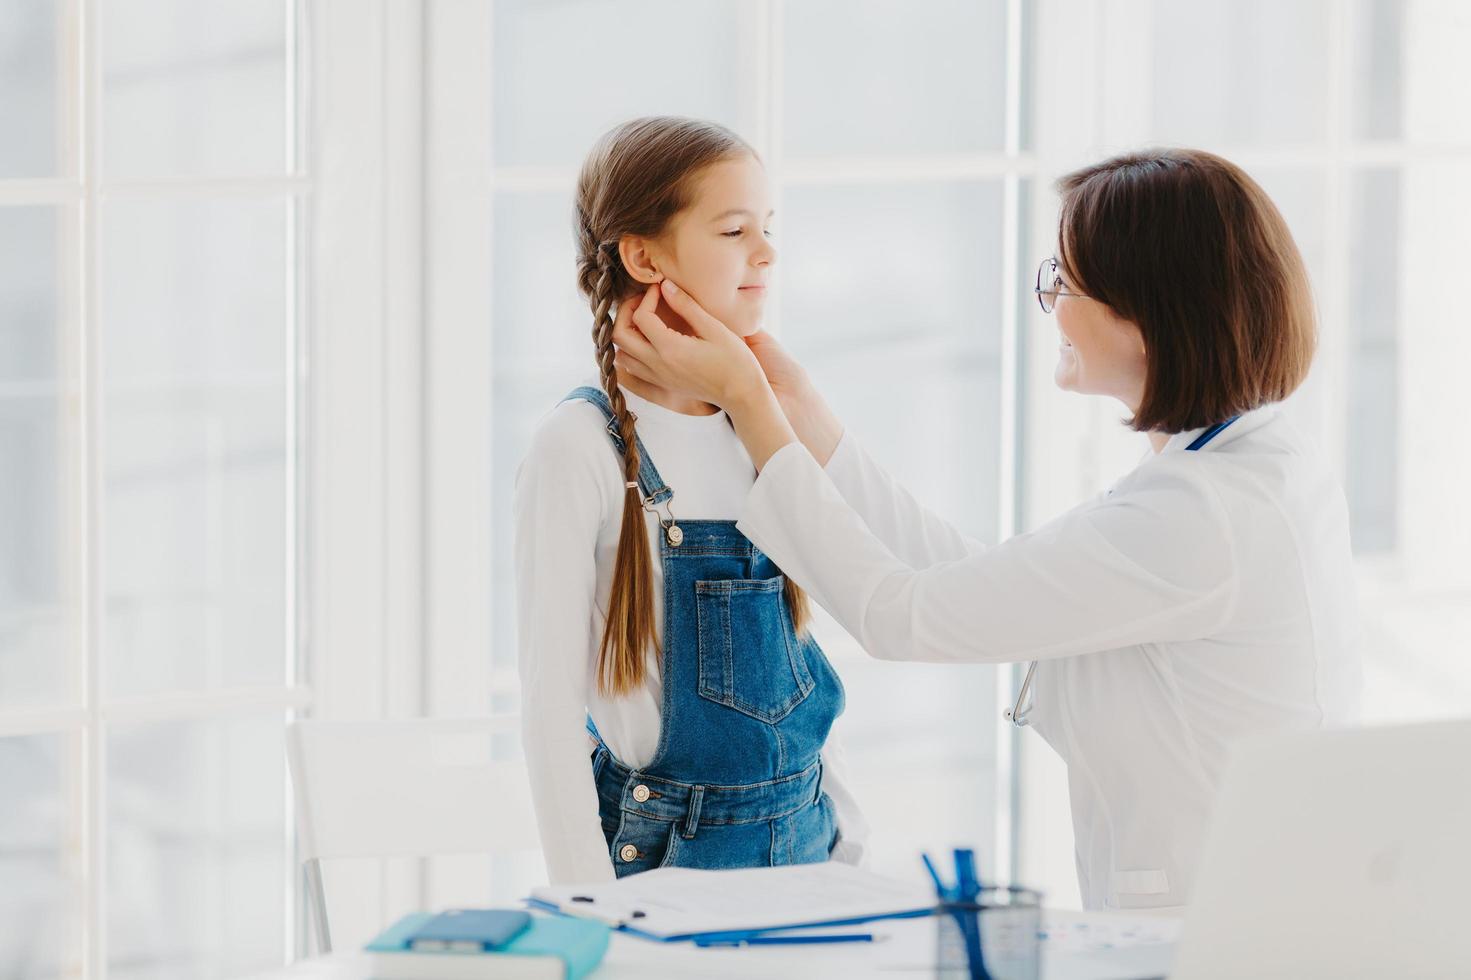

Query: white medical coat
<box><xmin>736</xmin><ymin>404</ymin><xmax>1362</xmax><ymax>909</ymax></box>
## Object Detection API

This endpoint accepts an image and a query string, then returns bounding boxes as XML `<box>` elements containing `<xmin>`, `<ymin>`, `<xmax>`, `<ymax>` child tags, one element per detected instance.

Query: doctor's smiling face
<box><xmin>1044</xmin><ymin>253</ymin><xmax>1149</xmax><ymax>412</ymax></box>
<box><xmin>618</xmin><ymin>154</ymin><xmax>776</xmax><ymax>339</ymax></box>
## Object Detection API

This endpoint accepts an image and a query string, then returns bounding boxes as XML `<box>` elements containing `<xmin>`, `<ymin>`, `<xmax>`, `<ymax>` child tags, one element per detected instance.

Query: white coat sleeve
<box><xmin>514</xmin><ymin>405</ymin><xmax>619</xmax><ymax>884</ymax></box>
<box><xmin>822</xmin><ymin>430</ymin><xmax>988</xmax><ymax>566</ymax></box>
<box><xmin>738</xmin><ymin>443</ymin><xmax>1238</xmax><ymax>664</ymax></box>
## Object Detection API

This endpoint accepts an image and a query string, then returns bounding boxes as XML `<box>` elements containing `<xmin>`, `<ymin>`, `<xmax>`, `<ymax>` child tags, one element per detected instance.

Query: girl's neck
<box><xmin>618</xmin><ymin>371</ymin><xmax>721</xmax><ymax>417</ymax></box>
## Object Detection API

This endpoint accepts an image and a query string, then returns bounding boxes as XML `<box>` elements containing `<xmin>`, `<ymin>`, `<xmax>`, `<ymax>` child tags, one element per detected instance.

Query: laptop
<box><xmin>1167</xmin><ymin>718</ymin><xmax>1471</xmax><ymax>979</ymax></box>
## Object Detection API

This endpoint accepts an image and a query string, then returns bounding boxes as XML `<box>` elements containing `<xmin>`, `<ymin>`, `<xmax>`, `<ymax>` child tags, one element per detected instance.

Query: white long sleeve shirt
<box><xmin>736</xmin><ymin>404</ymin><xmax>1362</xmax><ymax>910</ymax></box>
<box><xmin>513</xmin><ymin>382</ymin><xmax>870</xmax><ymax>885</ymax></box>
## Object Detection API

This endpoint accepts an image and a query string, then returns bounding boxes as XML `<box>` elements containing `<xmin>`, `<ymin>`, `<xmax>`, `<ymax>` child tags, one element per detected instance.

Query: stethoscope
<box><xmin>1004</xmin><ymin>415</ymin><xmax>1241</xmax><ymax>728</ymax></box>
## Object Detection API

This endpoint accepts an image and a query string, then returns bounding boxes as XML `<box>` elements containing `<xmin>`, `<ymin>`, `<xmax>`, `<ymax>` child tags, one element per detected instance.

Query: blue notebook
<box><xmin>407</xmin><ymin>909</ymin><xmax>531</xmax><ymax>951</ymax></box>
<box><xmin>366</xmin><ymin>911</ymin><xmax>610</xmax><ymax>980</ymax></box>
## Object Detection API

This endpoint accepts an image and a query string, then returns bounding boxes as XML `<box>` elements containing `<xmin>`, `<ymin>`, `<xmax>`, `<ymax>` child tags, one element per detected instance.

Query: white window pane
<box><xmin>0</xmin><ymin>733</ymin><xmax>82</xmax><ymax>980</ymax></box>
<box><xmin>490</xmin><ymin>187</ymin><xmax>597</xmax><ymax>670</ymax></box>
<box><xmin>102</xmin><ymin>0</ymin><xmax>288</xmax><ymax>179</ymax></box>
<box><xmin>781</xmin><ymin>180</ymin><xmax>1005</xmax><ymax>542</ymax></box>
<box><xmin>1345</xmin><ymin>169</ymin><xmax>1399</xmax><ymax>555</ymax></box>
<box><xmin>1</xmin><ymin>207</ymin><xmax>64</xmax><ymax>384</ymax></box>
<box><xmin>779</xmin><ymin>179</ymin><xmax>1005</xmax><ymax>878</ymax></box>
<box><xmin>0</xmin><ymin>0</ymin><xmax>60</xmax><ymax>178</ymax></box>
<box><xmin>492</xmin><ymin>189</ymin><xmax>593</xmax><ymax>377</ymax></box>
<box><xmin>108</xmin><ymin>716</ymin><xmax>286</xmax><ymax>980</ymax></box>
<box><xmin>1400</xmin><ymin>0</ymin><xmax>1471</xmax><ymax>144</ymax></box>
<box><xmin>1394</xmin><ymin>161</ymin><xmax>1471</xmax><ymax>587</ymax></box>
<box><xmin>1</xmin><ymin>206</ymin><xmax>76</xmax><ymax>709</ymax></box>
<box><xmin>783</xmin><ymin>0</ymin><xmax>1007</xmax><ymax>158</ymax></box>
<box><xmin>1251</xmin><ymin>169</ymin><xmax>1328</xmax><ymax>298</ymax></box>
<box><xmin>101</xmin><ymin>200</ymin><xmax>287</xmax><ymax>380</ymax></box>
<box><xmin>1349</xmin><ymin>0</ymin><xmax>1405</xmax><ymax>141</ymax></box>
<box><xmin>490</xmin><ymin>186</ymin><xmax>604</xmax><ymax>671</ymax></box>
<box><xmin>492</xmin><ymin>0</ymin><xmax>751</xmax><ymax>167</ymax></box>
<box><xmin>825</xmin><ymin>651</ymin><xmax>1000</xmax><ymax>879</ymax></box>
<box><xmin>492</xmin><ymin>371</ymin><xmax>588</xmax><ymax>671</ymax></box>
<box><xmin>1149</xmin><ymin>0</ymin><xmax>1331</xmax><ymax>146</ymax></box>
<box><xmin>101</xmin><ymin>199</ymin><xmax>288</xmax><ymax>696</ymax></box>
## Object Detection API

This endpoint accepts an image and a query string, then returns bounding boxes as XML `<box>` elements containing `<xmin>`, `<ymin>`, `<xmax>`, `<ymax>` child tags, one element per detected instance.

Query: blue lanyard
<box><xmin>1184</xmin><ymin>415</ymin><xmax>1240</xmax><ymax>451</ymax></box>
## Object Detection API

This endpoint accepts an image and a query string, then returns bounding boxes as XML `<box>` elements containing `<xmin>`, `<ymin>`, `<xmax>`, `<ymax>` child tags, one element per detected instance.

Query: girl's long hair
<box><xmin>575</xmin><ymin>116</ymin><xmax>810</xmax><ymax>698</ymax></box>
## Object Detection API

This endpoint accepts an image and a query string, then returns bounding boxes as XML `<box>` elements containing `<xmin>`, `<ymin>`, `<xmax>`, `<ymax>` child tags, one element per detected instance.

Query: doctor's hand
<box><xmin>741</xmin><ymin>329</ymin><xmax>844</xmax><ymax>466</ymax></box>
<box><xmin>614</xmin><ymin>281</ymin><xmax>845</xmax><ymax>468</ymax></box>
<box><xmin>614</xmin><ymin>280</ymin><xmax>798</xmax><ymax>470</ymax></box>
<box><xmin>612</xmin><ymin>280</ymin><xmax>770</xmax><ymax>412</ymax></box>
<box><xmin>742</xmin><ymin>329</ymin><xmax>812</xmax><ymax>405</ymax></box>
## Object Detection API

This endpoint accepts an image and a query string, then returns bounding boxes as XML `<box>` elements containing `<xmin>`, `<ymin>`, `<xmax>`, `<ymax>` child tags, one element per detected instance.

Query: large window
<box><xmin>0</xmin><ymin>2</ymin><xmax>306</xmax><ymax>977</ymax></box>
<box><xmin>5</xmin><ymin>0</ymin><xmax>1468</xmax><ymax>971</ymax></box>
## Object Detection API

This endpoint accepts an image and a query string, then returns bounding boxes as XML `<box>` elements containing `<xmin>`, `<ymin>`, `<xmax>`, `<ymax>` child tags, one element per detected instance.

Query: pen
<box><xmin>921</xmin><ymin>852</ymin><xmax>949</xmax><ymax>898</ymax></box>
<box><xmin>951</xmin><ymin>849</ymin><xmax>987</xmax><ymax>979</ymax></box>
<box><xmin>954</xmin><ymin>848</ymin><xmax>979</xmax><ymax>900</ymax></box>
<box><xmin>695</xmin><ymin>933</ymin><xmax>875</xmax><ymax>947</ymax></box>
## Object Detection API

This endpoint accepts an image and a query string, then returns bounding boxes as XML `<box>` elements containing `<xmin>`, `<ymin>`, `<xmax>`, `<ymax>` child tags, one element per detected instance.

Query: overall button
<box><xmin>619</xmin><ymin>844</ymin><xmax>639</xmax><ymax>862</ymax></box>
<box><xmin>632</xmin><ymin>784</ymin><xmax>651</xmax><ymax>803</ymax></box>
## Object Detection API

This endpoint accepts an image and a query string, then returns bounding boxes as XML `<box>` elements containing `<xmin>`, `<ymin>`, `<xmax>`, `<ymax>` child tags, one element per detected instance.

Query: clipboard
<box><xmin>525</xmin><ymin>863</ymin><xmax>938</xmax><ymax>944</ymax></box>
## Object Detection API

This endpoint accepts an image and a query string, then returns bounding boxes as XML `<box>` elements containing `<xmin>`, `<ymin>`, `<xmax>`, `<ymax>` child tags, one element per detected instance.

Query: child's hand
<box><xmin>613</xmin><ymin>281</ymin><xmax>769</xmax><ymax>411</ymax></box>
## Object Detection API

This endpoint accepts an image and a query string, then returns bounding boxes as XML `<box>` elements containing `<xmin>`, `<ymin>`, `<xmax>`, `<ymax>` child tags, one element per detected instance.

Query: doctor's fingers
<box><xmin>658</xmin><ymin>279</ymin><xmax>727</xmax><ymax>340</ymax></box>
<box><xmin>612</xmin><ymin>301</ymin><xmax>660</xmax><ymax>365</ymax></box>
<box><xmin>611</xmin><ymin>284</ymin><xmax>653</xmax><ymax>337</ymax></box>
<box><xmin>628</xmin><ymin>284</ymin><xmax>688</xmax><ymax>357</ymax></box>
<box><xmin>613</xmin><ymin>350</ymin><xmax>654</xmax><ymax>385</ymax></box>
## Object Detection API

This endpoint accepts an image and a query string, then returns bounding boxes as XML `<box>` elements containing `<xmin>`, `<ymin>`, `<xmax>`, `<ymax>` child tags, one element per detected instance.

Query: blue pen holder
<box><xmin>934</xmin><ymin>886</ymin><xmax>1042</xmax><ymax>980</ymax></box>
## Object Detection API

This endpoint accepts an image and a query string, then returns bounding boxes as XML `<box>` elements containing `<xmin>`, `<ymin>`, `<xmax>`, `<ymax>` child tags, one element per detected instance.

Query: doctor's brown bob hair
<box><xmin>1055</xmin><ymin>148</ymin><xmax>1316</xmax><ymax>434</ymax></box>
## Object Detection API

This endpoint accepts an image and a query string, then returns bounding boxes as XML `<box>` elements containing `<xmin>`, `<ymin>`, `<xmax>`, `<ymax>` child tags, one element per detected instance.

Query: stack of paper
<box><xmin>529</xmin><ymin>862</ymin><xmax>937</xmax><ymax>942</ymax></box>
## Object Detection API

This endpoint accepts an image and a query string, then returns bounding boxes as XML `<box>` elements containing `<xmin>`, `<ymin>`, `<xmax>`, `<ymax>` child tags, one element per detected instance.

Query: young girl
<box><xmin>514</xmin><ymin>117</ymin><xmax>868</xmax><ymax>884</ymax></box>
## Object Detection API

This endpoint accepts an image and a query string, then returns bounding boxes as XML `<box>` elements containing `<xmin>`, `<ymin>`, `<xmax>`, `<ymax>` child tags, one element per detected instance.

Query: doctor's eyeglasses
<box><xmin>1035</xmin><ymin>257</ymin><xmax>1088</xmax><ymax>313</ymax></box>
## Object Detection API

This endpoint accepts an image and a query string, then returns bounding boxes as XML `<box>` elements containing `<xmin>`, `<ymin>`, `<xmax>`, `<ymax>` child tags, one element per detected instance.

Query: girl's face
<box><xmin>648</xmin><ymin>154</ymin><xmax>776</xmax><ymax>338</ymax></box>
<box><xmin>1052</xmin><ymin>258</ymin><xmax>1149</xmax><ymax>411</ymax></box>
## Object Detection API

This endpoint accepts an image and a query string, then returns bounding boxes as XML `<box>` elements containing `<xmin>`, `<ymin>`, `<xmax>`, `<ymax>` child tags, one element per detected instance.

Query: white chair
<box><xmin>285</xmin><ymin>716</ymin><xmax>541</xmax><ymax>952</ymax></box>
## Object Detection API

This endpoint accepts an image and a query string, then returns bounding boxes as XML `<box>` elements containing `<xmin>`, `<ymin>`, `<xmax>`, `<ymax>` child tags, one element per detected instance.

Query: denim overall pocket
<box><xmin>694</xmin><ymin>576</ymin><xmax>814</xmax><ymax>723</ymax></box>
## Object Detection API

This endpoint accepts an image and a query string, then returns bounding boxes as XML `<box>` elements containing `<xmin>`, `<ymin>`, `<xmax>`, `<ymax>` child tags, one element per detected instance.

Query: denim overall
<box><xmin>561</xmin><ymin>386</ymin><xmax>846</xmax><ymax>878</ymax></box>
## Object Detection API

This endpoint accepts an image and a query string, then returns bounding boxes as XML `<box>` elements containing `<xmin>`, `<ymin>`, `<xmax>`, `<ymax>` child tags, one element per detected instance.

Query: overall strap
<box><xmin>561</xmin><ymin>386</ymin><xmax>674</xmax><ymax>506</ymax></box>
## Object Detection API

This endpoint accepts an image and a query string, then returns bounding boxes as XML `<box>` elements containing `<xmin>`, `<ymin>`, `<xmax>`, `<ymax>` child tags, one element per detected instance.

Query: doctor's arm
<box><xmin>615</xmin><ymin>281</ymin><xmax>1234</xmax><ymax>658</ymax></box>
<box><xmin>737</xmin><ymin>442</ymin><xmax>1239</xmax><ymax>664</ymax></box>
<box><xmin>616</xmin><ymin>284</ymin><xmax>985</xmax><ymax>567</ymax></box>
<box><xmin>742</xmin><ymin>328</ymin><xmax>988</xmax><ymax>567</ymax></box>
<box><xmin>820</xmin><ymin>427</ymin><xmax>989</xmax><ymax>566</ymax></box>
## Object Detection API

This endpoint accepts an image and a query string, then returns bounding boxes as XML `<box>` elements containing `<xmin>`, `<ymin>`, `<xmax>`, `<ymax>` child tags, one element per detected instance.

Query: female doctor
<box><xmin>610</xmin><ymin>148</ymin><xmax>1363</xmax><ymax>910</ymax></box>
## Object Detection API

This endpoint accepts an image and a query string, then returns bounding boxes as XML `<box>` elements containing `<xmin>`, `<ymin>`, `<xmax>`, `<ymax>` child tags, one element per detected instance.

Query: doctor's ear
<box><xmin>618</xmin><ymin>236</ymin><xmax>665</xmax><ymax>285</ymax></box>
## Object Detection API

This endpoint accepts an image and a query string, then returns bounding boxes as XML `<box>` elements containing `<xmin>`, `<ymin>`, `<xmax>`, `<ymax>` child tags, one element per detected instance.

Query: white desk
<box><xmin>243</xmin><ymin>910</ymin><xmax>1180</xmax><ymax>980</ymax></box>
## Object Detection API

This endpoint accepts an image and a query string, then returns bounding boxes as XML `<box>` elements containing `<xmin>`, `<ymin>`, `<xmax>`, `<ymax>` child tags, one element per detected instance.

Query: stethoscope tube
<box><xmin>1005</xmin><ymin>660</ymin><xmax>1039</xmax><ymax>727</ymax></box>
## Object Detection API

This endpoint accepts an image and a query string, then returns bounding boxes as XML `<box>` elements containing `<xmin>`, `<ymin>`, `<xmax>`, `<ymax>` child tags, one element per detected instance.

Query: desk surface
<box><xmin>244</xmin><ymin>910</ymin><xmax>1180</xmax><ymax>980</ymax></box>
